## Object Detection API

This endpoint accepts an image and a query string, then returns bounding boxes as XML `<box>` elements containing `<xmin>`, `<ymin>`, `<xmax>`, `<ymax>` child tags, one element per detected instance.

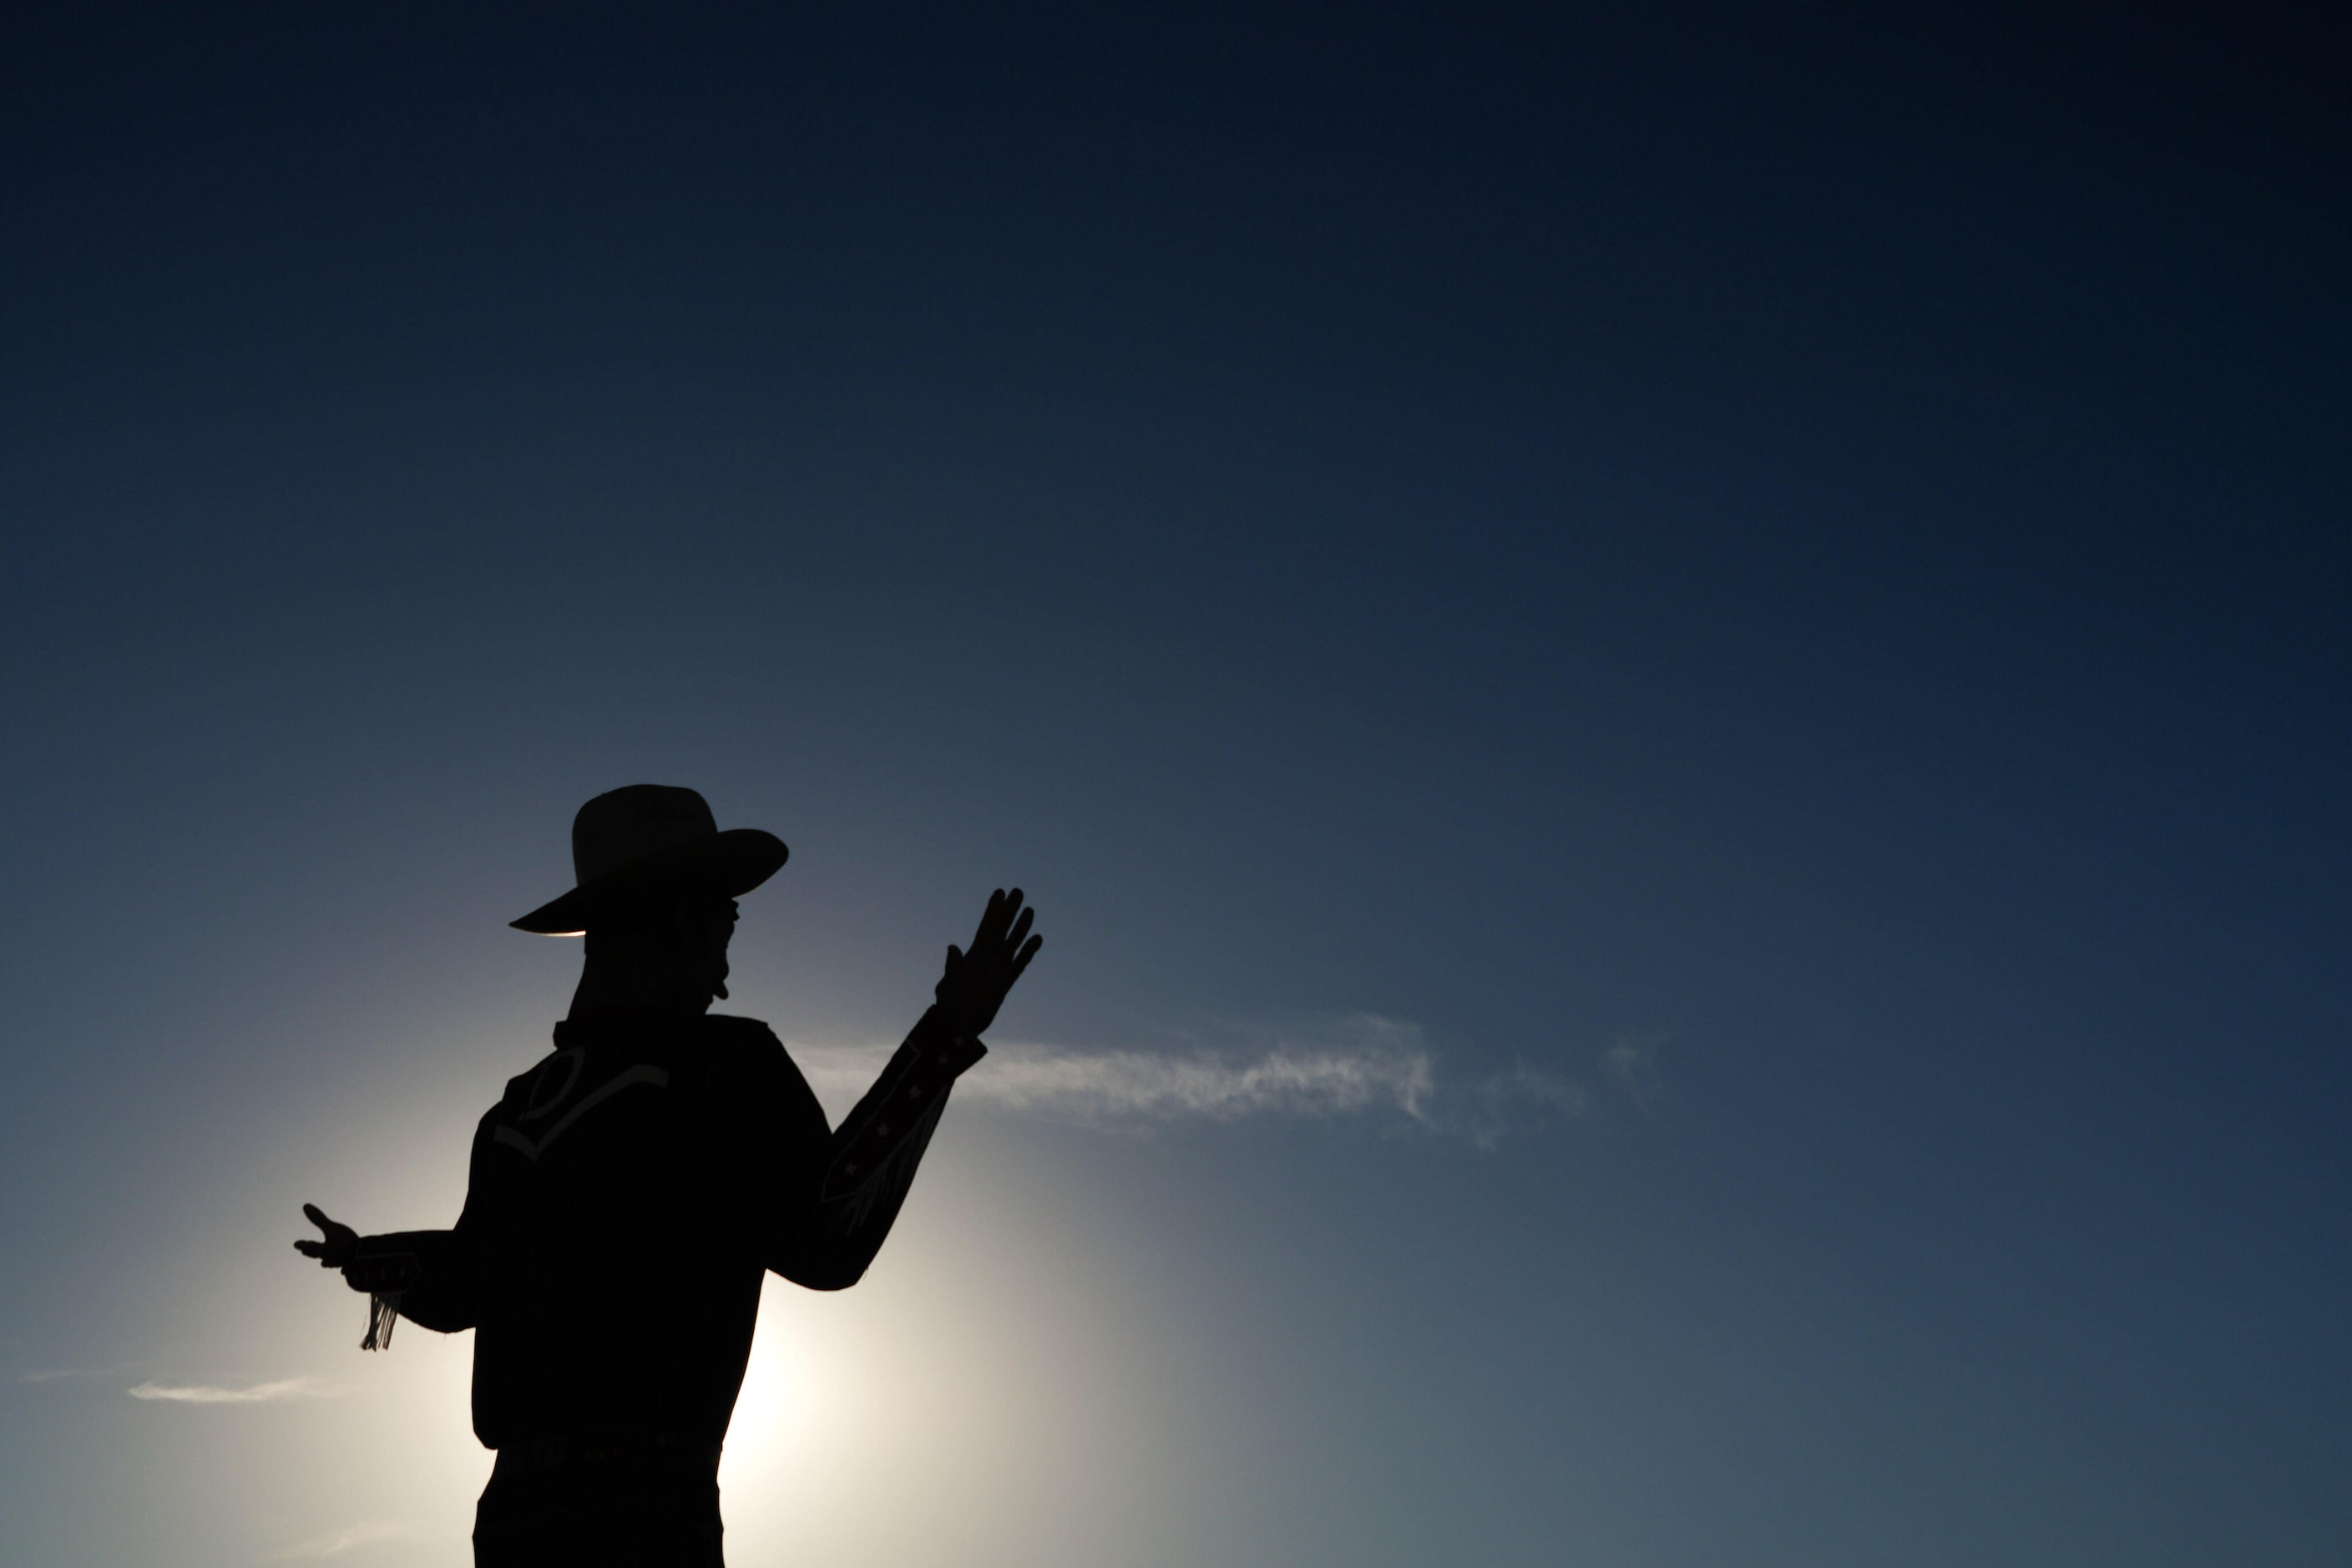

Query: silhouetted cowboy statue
<box><xmin>295</xmin><ymin>785</ymin><xmax>1040</xmax><ymax>1565</ymax></box>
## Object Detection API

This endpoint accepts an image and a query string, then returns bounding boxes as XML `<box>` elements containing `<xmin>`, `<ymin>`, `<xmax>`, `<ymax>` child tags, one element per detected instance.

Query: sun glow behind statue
<box><xmin>127</xmin><ymin>929</ymin><xmax>1224</xmax><ymax>1568</ymax></box>
<box><xmin>224</xmin><ymin>1089</ymin><xmax>1181</xmax><ymax>1567</ymax></box>
<box><xmin>711</xmin><ymin>1157</ymin><xmax>1178</xmax><ymax>1568</ymax></box>
<box><xmin>713</xmin><ymin>1297</ymin><xmax>848</xmax><ymax>1557</ymax></box>
<box><xmin>713</xmin><ymin>1290</ymin><xmax>1006</xmax><ymax>1565</ymax></box>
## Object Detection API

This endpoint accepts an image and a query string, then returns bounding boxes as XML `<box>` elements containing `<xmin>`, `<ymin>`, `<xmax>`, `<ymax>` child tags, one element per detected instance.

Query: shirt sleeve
<box><xmin>339</xmin><ymin>1112</ymin><xmax>493</xmax><ymax>1335</ymax></box>
<box><xmin>766</xmin><ymin>1004</ymin><xmax>987</xmax><ymax>1291</ymax></box>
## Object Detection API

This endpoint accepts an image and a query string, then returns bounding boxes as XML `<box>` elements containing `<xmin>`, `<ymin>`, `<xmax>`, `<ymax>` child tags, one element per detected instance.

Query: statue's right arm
<box><xmin>347</xmin><ymin>1218</ymin><xmax>478</xmax><ymax>1333</ymax></box>
<box><xmin>301</xmin><ymin>1111</ymin><xmax>493</xmax><ymax>1334</ymax></box>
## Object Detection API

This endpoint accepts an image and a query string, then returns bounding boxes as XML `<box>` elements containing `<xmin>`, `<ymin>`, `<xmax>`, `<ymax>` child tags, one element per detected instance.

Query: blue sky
<box><xmin>3</xmin><ymin>8</ymin><xmax>2348</xmax><ymax>1565</ymax></box>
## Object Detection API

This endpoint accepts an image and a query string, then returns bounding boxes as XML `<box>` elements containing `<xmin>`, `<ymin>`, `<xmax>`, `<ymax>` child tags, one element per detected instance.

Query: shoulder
<box><xmin>692</xmin><ymin>1014</ymin><xmax>797</xmax><ymax>1085</ymax></box>
<box><xmin>698</xmin><ymin>1014</ymin><xmax>783</xmax><ymax>1049</ymax></box>
<box><xmin>483</xmin><ymin>1025</ymin><xmax>607</xmax><ymax>1124</ymax></box>
<box><xmin>695</xmin><ymin>1013</ymin><xmax>788</xmax><ymax>1071</ymax></box>
<box><xmin>696</xmin><ymin>1014</ymin><xmax>829</xmax><ymax>1123</ymax></box>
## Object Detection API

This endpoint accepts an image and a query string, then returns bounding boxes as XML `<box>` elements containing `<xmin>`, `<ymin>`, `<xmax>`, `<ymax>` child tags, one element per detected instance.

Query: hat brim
<box><xmin>510</xmin><ymin>829</ymin><xmax>788</xmax><ymax>935</ymax></box>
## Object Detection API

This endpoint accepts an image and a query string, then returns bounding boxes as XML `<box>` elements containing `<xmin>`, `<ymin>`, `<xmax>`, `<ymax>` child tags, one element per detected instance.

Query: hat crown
<box><xmin>512</xmin><ymin>785</ymin><xmax>784</xmax><ymax>935</ymax></box>
<box><xmin>572</xmin><ymin>785</ymin><xmax>720</xmax><ymax>886</ymax></box>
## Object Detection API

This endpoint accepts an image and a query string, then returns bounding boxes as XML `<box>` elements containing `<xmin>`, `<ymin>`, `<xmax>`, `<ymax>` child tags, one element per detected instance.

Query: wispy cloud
<box><xmin>129</xmin><ymin>1377</ymin><xmax>347</xmax><ymax>1404</ymax></box>
<box><xmin>789</xmin><ymin>1014</ymin><xmax>1585</xmax><ymax>1144</ymax></box>
<box><xmin>265</xmin><ymin>1520</ymin><xmax>417</xmax><ymax>1560</ymax></box>
<box><xmin>969</xmin><ymin>1036</ymin><xmax>1439</xmax><ymax>1122</ymax></box>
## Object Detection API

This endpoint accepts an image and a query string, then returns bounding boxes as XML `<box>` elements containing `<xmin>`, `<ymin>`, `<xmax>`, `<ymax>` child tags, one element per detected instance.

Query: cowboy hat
<box><xmin>510</xmin><ymin>785</ymin><xmax>787</xmax><ymax>935</ymax></box>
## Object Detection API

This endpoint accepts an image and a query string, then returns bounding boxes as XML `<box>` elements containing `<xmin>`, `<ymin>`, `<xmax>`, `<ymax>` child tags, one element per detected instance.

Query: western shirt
<box><xmin>344</xmin><ymin>1007</ymin><xmax>984</xmax><ymax>1451</ymax></box>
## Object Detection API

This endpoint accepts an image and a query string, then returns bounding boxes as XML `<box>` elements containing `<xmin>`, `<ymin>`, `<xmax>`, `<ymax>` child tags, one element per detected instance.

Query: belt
<box><xmin>498</xmin><ymin>1426</ymin><xmax>723</xmax><ymax>1477</ymax></box>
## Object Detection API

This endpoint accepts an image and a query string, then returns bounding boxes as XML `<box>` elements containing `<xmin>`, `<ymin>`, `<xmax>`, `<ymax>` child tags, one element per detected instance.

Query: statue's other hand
<box><xmin>294</xmin><ymin>1203</ymin><xmax>358</xmax><ymax>1270</ymax></box>
<box><xmin>935</xmin><ymin>887</ymin><xmax>1043</xmax><ymax>1039</ymax></box>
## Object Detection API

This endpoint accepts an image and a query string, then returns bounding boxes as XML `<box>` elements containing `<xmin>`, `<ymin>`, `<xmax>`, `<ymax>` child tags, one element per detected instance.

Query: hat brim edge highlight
<box><xmin>509</xmin><ymin>829</ymin><xmax>788</xmax><ymax>935</ymax></box>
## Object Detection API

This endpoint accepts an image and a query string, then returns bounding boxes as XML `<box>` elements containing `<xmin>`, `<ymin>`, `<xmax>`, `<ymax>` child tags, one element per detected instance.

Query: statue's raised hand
<box><xmin>294</xmin><ymin>1203</ymin><xmax>357</xmax><ymax>1270</ymax></box>
<box><xmin>935</xmin><ymin>887</ymin><xmax>1042</xmax><ymax>1038</ymax></box>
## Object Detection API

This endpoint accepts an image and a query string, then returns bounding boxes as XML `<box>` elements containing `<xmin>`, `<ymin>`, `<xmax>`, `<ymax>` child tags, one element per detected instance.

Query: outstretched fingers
<box><xmin>1002</xmin><ymin>903</ymin><xmax>1034</xmax><ymax>961</ymax></box>
<box><xmin>971</xmin><ymin>887</ymin><xmax>1016</xmax><ymax>956</ymax></box>
<box><xmin>973</xmin><ymin>893</ymin><xmax>1035</xmax><ymax>979</ymax></box>
<box><xmin>940</xmin><ymin>887</ymin><xmax>1042</xmax><ymax>1035</ymax></box>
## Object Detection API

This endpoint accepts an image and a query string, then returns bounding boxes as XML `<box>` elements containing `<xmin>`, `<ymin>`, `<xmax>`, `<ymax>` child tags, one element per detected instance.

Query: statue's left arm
<box><xmin>766</xmin><ymin>887</ymin><xmax>1039</xmax><ymax>1291</ymax></box>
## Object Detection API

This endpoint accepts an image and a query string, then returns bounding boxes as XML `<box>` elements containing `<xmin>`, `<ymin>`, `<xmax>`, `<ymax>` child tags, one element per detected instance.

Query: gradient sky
<box><xmin>4</xmin><ymin>8</ymin><xmax>2349</xmax><ymax>1566</ymax></box>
